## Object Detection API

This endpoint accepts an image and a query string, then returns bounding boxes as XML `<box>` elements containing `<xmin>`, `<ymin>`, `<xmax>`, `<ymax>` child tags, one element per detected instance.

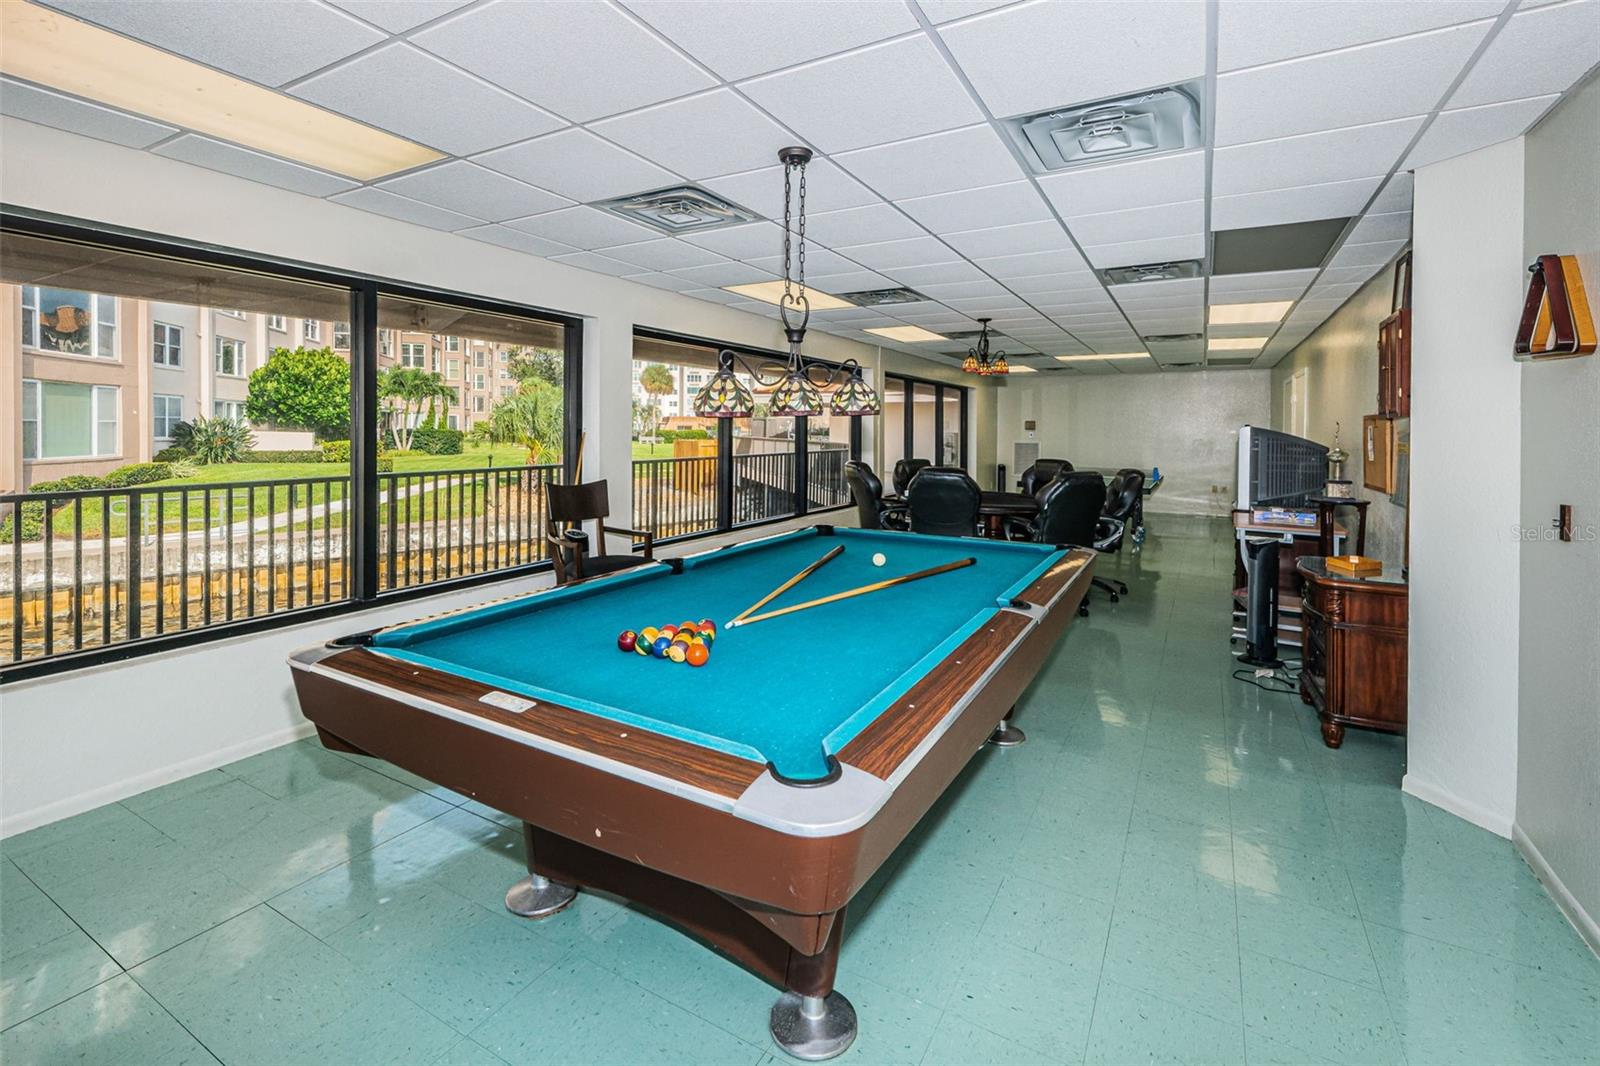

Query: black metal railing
<box><xmin>1</xmin><ymin>463</ymin><xmax>561</xmax><ymax>668</ymax></box>
<box><xmin>732</xmin><ymin>450</ymin><xmax>798</xmax><ymax>526</ymax></box>
<box><xmin>807</xmin><ymin>445</ymin><xmax>851</xmax><ymax>510</ymax></box>
<box><xmin>631</xmin><ymin>455</ymin><xmax>718</xmax><ymax>543</ymax></box>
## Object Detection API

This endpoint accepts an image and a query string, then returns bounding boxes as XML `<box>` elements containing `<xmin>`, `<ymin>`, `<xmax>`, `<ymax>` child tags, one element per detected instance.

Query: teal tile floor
<box><xmin>3</xmin><ymin>516</ymin><xmax>1596</xmax><ymax>1064</ymax></box>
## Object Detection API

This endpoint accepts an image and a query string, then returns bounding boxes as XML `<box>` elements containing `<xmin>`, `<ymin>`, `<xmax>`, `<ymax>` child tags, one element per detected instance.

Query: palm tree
<box><xmin>482</xmin><ymin>381</ymin><xmax>564</xmax><ymax>464</ymax></box>
<box><xmin>378</xmin><ymin>367</ymin><xmax>454</xmax><ymax>450</ymax></box>
<box><xmin>638</xmin><ymin>363</ymin><xmax>675</xmax><ymax>446</ymax></box>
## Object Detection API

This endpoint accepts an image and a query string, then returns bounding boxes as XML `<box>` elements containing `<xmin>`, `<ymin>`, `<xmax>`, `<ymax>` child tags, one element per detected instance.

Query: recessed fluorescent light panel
<box><xmin>594</xmin><ymin>185</ymin><xmax>758</xmax><ymax>234</ymax></box>
<box><xmin>1208</xmin><ymin>337</ymin><xmax>1270</xmax><ymax>351</ymax></box>
<box><xmin>1008</xmin><ymin>364</ymin><xmax>1037</xmax><ymax>372</ymax></box>
<box><xmin>1208</xmin><ymin>301</ymin><xmax>1293</xmax><ymax>325</ymax></box>
<box><xmin>1055</xmin><ymin>352</ymin><xmax>1149</xmax><ymax>362</ymax></box>
<box><xmin>865</xmin><ymin>326</ymin><xmax>948</xmax><ymax>343</ymax></box>
<box><xmin>722</xmin><ymin>282</ymin><xmax>854</xmax><ymax>311</ymax></box>
<box><xmin>1</xmin><ymin>1</ymin><xmax>443</xmax><ymax>180</ymax></box>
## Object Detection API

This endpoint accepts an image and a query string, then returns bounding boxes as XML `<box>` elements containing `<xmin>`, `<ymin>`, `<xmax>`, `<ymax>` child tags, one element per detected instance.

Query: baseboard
<box><xmin>1513</xmin><ymin>823</ymin><xmax>1600</xmax><ymax>959</ymax></box>
<box><xmin>0</xmin><ymin>720</ymin><xmax>318</xmax><ymax>839</ymax></box>
<box><xmin>1401</xmin><ymin>773</ymin><xmax>1514</xmax><ymax>838</ymax></box>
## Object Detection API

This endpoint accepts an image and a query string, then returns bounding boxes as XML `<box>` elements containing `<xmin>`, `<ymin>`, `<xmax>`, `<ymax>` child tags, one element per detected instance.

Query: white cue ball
<box><xmin>872</xmin><ymin>552</ymin><xmax>887</xmax><ymax>567</ymax></box>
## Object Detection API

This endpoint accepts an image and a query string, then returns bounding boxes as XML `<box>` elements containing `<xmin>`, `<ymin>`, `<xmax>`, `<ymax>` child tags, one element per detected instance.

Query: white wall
<box><xmin>994</xmin><ymin>369</ymin><xmax>1272</xmax><ymax>514</ymax></box>
<box><xmin>1269</xmin><ymin>257</ymin><xmax>1410</xmax><ymax>568</ymax></box>
<box><xmin>1515</xmin><ymin>76</ymin><xmax>1600</xmax><ymax>952</ymax></box>
<box><xmin>1405</xmin><ymin>137</ymin><xmax>1526</xmax><ymax>835</ymax></box>
<box><xmin>0</xmin><ymin>117</ymin><xmax>990</xmax><ymax>835</ymax></box>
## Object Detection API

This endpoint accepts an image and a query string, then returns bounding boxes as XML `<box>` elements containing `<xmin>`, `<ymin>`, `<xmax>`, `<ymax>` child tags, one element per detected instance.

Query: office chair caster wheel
<box><xmin>1078</xmin><ymin>603</ymin><xmax>1089</xmax><ymax>617</ymax></box>
<box><xmin>1109</xmin><ymin>593</ymin><xmax>1119</xmax><ymax>603</ymax></box>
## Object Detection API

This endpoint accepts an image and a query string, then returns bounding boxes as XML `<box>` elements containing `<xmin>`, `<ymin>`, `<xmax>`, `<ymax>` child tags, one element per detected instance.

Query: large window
<box><xmin>20</xmin><ymin>380</ymin><xmax>119</xmax><ymax>458</ymax></box>
<box><xmin>20</xmin><ymin>286</ymin><xmax>118</xmax><ymax>358</ymax></box>
<box><xmin>630</xmin><ymin>331</ymin><xmax>859</xmax><ymax>544</ymax></box>
<box><xmin>153</xmin><ymin>322</ymin><xmax>182</xmax><ymax>367</ymax></box>
<box><xmin>153</xmin><ymin>393</ymin><xmax>184</xmax><ymax>439</ymax></box>
<box><xmin>882</xmin><ymin>373</ymin><xmax>967</xmax><ymax>478</ymax></box>
<box><xmin>214</xmin><ymin>335</ymin><xmax>246</xmax><ymax>376</ymax></box>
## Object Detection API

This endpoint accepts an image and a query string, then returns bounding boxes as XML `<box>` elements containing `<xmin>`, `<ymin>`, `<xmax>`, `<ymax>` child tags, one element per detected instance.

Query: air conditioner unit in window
<box><xmin>1003</xmin><ymin>82</ymin><xmax>1203</xmax><ymax>174</ymax></box>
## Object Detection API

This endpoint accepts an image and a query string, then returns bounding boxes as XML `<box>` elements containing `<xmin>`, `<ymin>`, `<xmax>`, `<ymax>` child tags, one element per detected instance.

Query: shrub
<box><xmin>103</xmin><ymin>462</ymin><xmax>172</xmax><ymax>488</ymax></box>
<box><xmin>410</xmin><ymin>425</ymin><xmax>464</xmax><ymax>455</ymax></box>
<box><xmin>0</xmin><ymin>476</ymin><xmax>107</xmax><ymax>543</ymax></box>
<box><xmin>377</xmin><ymin>456</ymin><xmax>395</xmax><ymax>473</ymax></box>
<box><xmin>320</xmin><ymin>440</ymin><xmax>351</xmax><ymax>463</ymax></box>
<box><xmin>154</xmin><ymin>445</ymin><xmax>190</xmax><ymax>462</ymax></box>
<box><xmin>42</xmin><ymin>475</ymin><xmax>108</xmax><ymax>491</ymax></box>
<box><xmin>245</xmin><ymin>346</ymin><xmax>351</xmax><ymax>439</ymax></box>
<box><xmin>166</xmin><ymin>459</ymin><xmax>198</xmax><ymax>480</ymax></box>
<box><xmin>240</xmin><ymin>449</ymin><xmax>323</xmax><ymax>463</ymax></box>
<box><xmin>173</xmin><ymin>416</ymin><xmax>255</xmax><ymax>464</ymax></box>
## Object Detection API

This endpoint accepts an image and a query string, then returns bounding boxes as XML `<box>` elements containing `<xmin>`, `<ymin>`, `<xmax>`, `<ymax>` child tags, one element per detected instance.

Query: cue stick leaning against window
<box><xmin>731</xmin><ymin>544</ymin><xmax>845</xmax><ymax>624</ymax></box>
<box><xmin>726</xmin><ymin>557</ymin><xmax>977</xmax><ymax>628</ymax></box>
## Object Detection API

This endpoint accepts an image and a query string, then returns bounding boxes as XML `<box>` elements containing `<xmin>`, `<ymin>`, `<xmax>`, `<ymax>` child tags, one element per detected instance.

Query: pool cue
<box><xmin>572</xmin><ymin>431</ymin><xmax>587</xmax><ymax>482</ymax></box>
<box><xmin>727</xmin><ymin>557</ymin><xmax>976</xmax><ymax>629</ymax></box>
<box><xmin>731</xmin><ymin>544</ymin><xmax>844</xmax><ymax>625</ymax></box>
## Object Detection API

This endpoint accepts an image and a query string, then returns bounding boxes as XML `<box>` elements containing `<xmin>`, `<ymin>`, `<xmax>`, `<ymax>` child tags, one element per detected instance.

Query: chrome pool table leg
<box><xmin>504</xmin><ymin>872</ymin><xmax>577</xmax><ymax>918</ymax></box>
<box><xmin>987</xmin><ymin>706</ymin><xmax>1026</xmax><ymax>747</ymax></box>
<box><xmin>770</xmin><ymin>991</ymin><xmax>857</xmax><ymax>1061</ymax></box>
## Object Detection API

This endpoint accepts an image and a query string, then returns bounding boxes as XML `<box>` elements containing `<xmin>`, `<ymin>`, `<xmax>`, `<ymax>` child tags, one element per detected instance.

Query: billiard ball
<box><xmin>679</xmin><ymin>621</ymin><xmax>699</xmax><ymax>636</ymax></box>
<box><xmin>634</xmin><ymin>639</ymin><xmax>651</xmax><ymax>656</ymax></box>
<box><xmin>685</xmin><ymin>643</ymin><xmax>710</xmax><ymax>667</ymax></box>
<box><xmin>660</xmin><ymin>624</ymin><xmax>678</xmax><ymax>639</ymax></box>
<box><xmin>617</xmin><ymin>630</ymin><xmax>637</xmax><ymax>653</ymax></box>
<box><xmin>872</xmin><ymin>552</ymin><xmax>887</xmax><ymax>567</ymax></box>
<box><xmin>666</xmin><ymin>642</ymin><xmax>688</xmax><ymax>663</ymax></box>
<box><xmin>651</xmin><ymin>635</ymin><xmax>673</xmax><ymax>658</ymax></box>
<box><xmin>640</xmin><ymin>626</ymin><xmax>660</xmax><ymax>643</ymax></box>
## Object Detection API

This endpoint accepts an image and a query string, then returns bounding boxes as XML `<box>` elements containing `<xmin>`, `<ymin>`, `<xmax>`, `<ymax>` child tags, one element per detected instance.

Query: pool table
<box><xmin>290</xmin><ymin>525</ymin><xmax>1092</xmax><ymax>1059</ymax></box>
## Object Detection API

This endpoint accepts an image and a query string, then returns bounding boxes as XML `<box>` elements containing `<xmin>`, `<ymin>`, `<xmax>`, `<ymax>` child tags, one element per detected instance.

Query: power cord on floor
<box><xmin>1231</xmin><ymin>657</ymin><xmax>1302</xmax><ymax>694</ymax></box>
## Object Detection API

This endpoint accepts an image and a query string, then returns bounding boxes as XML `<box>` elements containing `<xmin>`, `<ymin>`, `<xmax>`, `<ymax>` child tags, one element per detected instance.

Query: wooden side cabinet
<box><xmin>1297</xmin><ymin>558</ymin><xmax>1408</xmax><ymax>748</ymax></box>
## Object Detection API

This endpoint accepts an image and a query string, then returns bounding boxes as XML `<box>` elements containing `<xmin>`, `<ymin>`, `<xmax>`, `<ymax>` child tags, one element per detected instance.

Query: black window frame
<box><xmin>0</xmin><ymin>208</ymin><xmax>584</xmax><ymax>683</ymax></box>
<box><xmin>632</xmin><ymin>326</ymin><xmax>862</xmax><ymax>548</ymax></box>
<box><xmin>883</xmin><ymin>371</ymin><xmax>969</xmax><ymax>473</ymax></box>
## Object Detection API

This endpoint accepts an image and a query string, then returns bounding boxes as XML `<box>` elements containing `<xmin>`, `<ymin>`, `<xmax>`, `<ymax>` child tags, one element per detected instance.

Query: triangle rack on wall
<box><xmin>1514</xmin><ymin>253</ymin><xmax>1597</xmax><ymax>360</ymax></box>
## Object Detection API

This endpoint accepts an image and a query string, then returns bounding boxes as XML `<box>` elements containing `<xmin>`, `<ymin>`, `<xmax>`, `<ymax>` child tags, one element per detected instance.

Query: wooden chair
<box><xmin>544</xmin><ymin>480</ymin><xmax>653</xmax><ymax>585</ymax></box>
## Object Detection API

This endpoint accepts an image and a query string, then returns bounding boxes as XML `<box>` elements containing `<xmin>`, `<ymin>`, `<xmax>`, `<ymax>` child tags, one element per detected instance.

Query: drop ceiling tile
<box><xmin>703</xmin><ymin>158</ymin><xmax>877</xmax><ymax>219</ymax></box>
<box><xmin>457</xmin><ymin>224</ymin><xmax>579</xmax><ymax>258</ymax></box>
<box><xmin>153</xmin><ymin>134</ymin><xmax>358</xmax><ymax>196</ymax></box>
<box><xmin>942</xmin><ymin>220</ymin><xmax>1074</xmax><ymax>259</ymax></box>
<box><xmin>1084</xmin><ymin>234</ymin><xmax>1206</xmax><ymax>269</ymax></box>
<box><xmin>1316</xmin><ymin>264</ymin><xmax>1386</xmax><ymax>285</ymax></box>
<box><xmin>503</xmin><ymin>205</ymin><xmax>661</xmax><ymax>248</ymax></box>
<box><xmin>1216</xmin><ymin>21</ymin><xmax>1492</xmax><ymax>146</ymax></box>
<box><xmin>1045</xmin><ymin>310</ymin><xmax>1127</xmax><ymax>324</ymax></box>
<box><xmin>941</xmin><ymin>296</ymin><xmax>1035</xmax><ymax>314</ymax></box>
<box><xmin>920</xmin><ymin>1</ymin><xmax>1019</xmax><ymax>23</ymax></box>
<box><xmin>413</xmin><ymin>0</ymin><xmax>715</xmax><ymax>121</ymax></box>
<box><xmin>1346</xmin><ymin>210</ymin><xmax>1414</xmax><ymax>244</ymax></box>
<box><xmin>1329</xmin><ymin>238</ymin><xmax>1408</xmax><ymax>268</ymax></box>
<box><xmin>1209</xmin><ymin>269</ymin><xmax>1319</xmax><ymax>294</ymax></box>
<box><xmin>881</xmin><ymin>260</ymin><xmax>990</xmax><ymax>286</ymax></box>
<box><xmin>665</xmin><ymin>261</ymin><xmax>780</xmax><ymax>286</ymax></box>
<box><xmin>41</xmin><ymin>0</ymin><xmax>383</xmax><ymax>86</ymax></box>
<box><xmin>800</xmin><ymin>204</ymin><xmax>926</xmax><ymax>248</ymax></box>
<box><xmin>1108</xmin><ymin>277</ymin><xmax>1202</xmax><ymax>301</ymax></box>
<box><xmin>1064</xmin><ymin>200</ymin><xmax>1205</xmax><ymax>246</ymax></box>
<box><xmin>598</xmin><ymin>238</ymin><xmax>726</xmax><ymax>272</ymax></box>
<box><xmin>832</xmin><ymin>236</ymin><xmax>959</xmax><ymax>271</ymax></box>
<box><xmin>1005</xmin><ymin>271</ymin><xmax>1103</xmax><ymax>294</ymax></box>
<box><xmin>620</xmin><ymin>0</ymin><xmax>918</xmax><ymax>80</ymax></box>
<box><xmin>622</xmin><ymin>271</ymin><xmax>702</xmax><ymax>293</ymax></box>
<box><xmin>331</xmin><ymin>187</ymin><xmax>484</xmax><ymax>230</ymax></box>
<box><xmin>1405</xmin><ymin>94</ymin><xmax>1561</xmax><ymax>169</ymax></box>
<box><xmin>1211</xmin><ymin>176</ymin><xmax>1382</xmax><ymax>229</ymax></box>
<box><xmin>739</xmin><ymin>35</ymin><xmax>984</xmax><ymax>154</ymax></box>
<box><xmin>804</xmin><ymin>270</ymin><xmax>897</xmax><ymax>293</ymax></box>
<box><xmin>681</xmin><ymin>287</ymin><xmax>745</xmax><ymax>305</ymax></box>
<box><xmin>475</xmin><ymin>128</ymin><xmax>678</xmax><ymax>202</ymax></box>
<box><xmin>899</xmin><ymin>182</ymin><xmax>1053</xmax><ymax>234</ymax></box>
<box><xmin>291</xmin><ymin>43</ymin><xmax>565</xmax><ymax>156</ymax></box>
<box><xmin>976</xmin><ymin>248</ymin><xmax>1091</xmax><ymax>279</ymax></box>
<box><xmin>939</xmin><ymin>0</ymin><xmax>1207</xmax><ymax>118</ymax></box>
<box><xmin>549</xmin><ymin>250</ymin><xmax>654</xmax><ymax>276</ymax></box>
<box><xmin>325</xmin><ymin>0</ymin><xmax>474</xmax><ymax>32</ymax></box>
<box><xmin>1450</xmin><ymin>0</ymin><xmax>1600</xmax><ymax>108</ymax></box>
<box><xmin>378</xmin><ymin>160</ymin><xmax>571</xmax><ymax>221</ymax></box>
<box><xmin>1296</xmin><ymin>297</ymin><xmax>1349</xmax><ymax>314</ymax></box>
<box><xmin>0</xmin><ymin>77</ymin><xmax>178</xmax><ymax>148</ymax></box>
<box><xmin>1307</xmin><ymin>281</ymin><xmax>1363</xmax><ymax>300</ymax></box>
<box><xmin>1213</xmin><ymin>117</ymin><xmax>1426</xmax><ymax>195</ymax></box>
<box><xmin>679</xmin><ymin>221</ymin><xmax>784</xmax><ymax>260</ymax></box>
<box><xmin>914</xmin><ymin>279</ymin><xmax>1013</xmax><ymax>299</ymax></box>
<box><xmin>589</xmin><ymin>90</ymin><xmax>799</xmax><ymax>180</ymax></box>
<box><xmin>1370</xmin><ymin>173</ymin><xmax>1415</xmax><ymax>213</ymax></box>
<box><xmin>1217</xmin><ymin>0</ymin><xmax>1504</xmax><ymax>72</ymax></box>
<box><xmin>746</xmin><ymin>249</ymin><xmax>863</xmax><ymax>277</ymax></box>
<box><xmin>1037</xmin><ymin>150</ymin><xmax>1205</xmax><ymax>217</ymax></box>
<box><xmin>831</xmin><ymin>124</ymin><xmax>1025</xmax><ymax>200</ymax></box>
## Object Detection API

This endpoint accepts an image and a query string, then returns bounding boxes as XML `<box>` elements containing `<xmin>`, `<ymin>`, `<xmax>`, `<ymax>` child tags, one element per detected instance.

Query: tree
<box><xmin>638</xmin><ymin>363</ymin><xmax>675</xmax><ymax>443</ymax></box>
<box><xmin>378</xmin><ymin>367</ymin><xmax>454</xmax><ymax>451</ymax></box>
<box><xmin>481</xmin><ymin>380</ymin><xmax>564</xmax><ymax>465</ymax></box>
<box><xmin>506</xmin><ymin>346</ymin><xmax>563</xmax><ymax>388</ymax></box>
<box><xmin>245</xmin><ymin>346</ymin><xmax>350</xmax><ymax>438</ymax></box>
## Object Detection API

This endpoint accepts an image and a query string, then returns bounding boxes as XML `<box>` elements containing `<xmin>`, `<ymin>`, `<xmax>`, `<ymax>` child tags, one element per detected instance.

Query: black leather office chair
<box><xmin>1018</xmin><ymin>458</ymin><xmax>1072</xmax><ymax>496</ymax></box>
<box><xmin>1090</xmin><ymin>469</ymin><xmax>1143</xmax><ymax>598</ymax></box>
<box><xmin>1031</xmin><ymin>472</ymin><xmax>1107</xmax><ymax>616</ymax></box>
<box><xmin>907</xmin><ymin>466</ymin><xmax>980</xmax><ymax>538</ymax></box>
<box><xmin>1113</xmin><ymin>467</ymin><xmax>1147</xmax><ymax>542</ymax></box>
<box><xmin>845</xmin><ymin>460</ymin><xmax>908</xmax><ymax>531</ymax></box>
<box><xmin>891</xmin><ymin>458</ymin><xmax>932</xmax><ymax>497</ymax></box>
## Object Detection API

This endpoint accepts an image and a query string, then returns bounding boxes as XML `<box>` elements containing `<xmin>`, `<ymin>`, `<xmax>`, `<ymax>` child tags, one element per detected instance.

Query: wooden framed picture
<box><xmin>1363</xmin><ymin>415</ymin><xmax>1397</xmax><ymax>493</ymax></box>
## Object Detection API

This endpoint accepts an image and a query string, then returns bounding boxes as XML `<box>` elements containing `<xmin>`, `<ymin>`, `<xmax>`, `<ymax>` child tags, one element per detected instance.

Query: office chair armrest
<box><xmin>1093</xmin><ymin>517</ymin><xmax>1124</xmax><ymax>552</ymax></box>
<box><xmin>601</xmin><ymin>525</ymin><xmax>654</xmax><ymax>559</ymax></box>
<box><xmin>880</xmin><ymin>503</ymin><xmax>910</xmax><ymax>532</ymax></box>
<box><xmin>1003</xmin><ymin>515</ymin><xmax>1038</xmax><ymax>542</ymax></box>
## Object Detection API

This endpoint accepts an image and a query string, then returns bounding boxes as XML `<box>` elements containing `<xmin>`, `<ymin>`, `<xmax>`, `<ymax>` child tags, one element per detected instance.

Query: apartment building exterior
<box><xmin>2</xmin><ymin>283</ymin><xmax>518</xmax><ymax>491</ymax></box>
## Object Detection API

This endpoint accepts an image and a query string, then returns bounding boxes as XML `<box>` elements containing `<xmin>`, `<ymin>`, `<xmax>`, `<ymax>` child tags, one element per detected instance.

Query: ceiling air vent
<box><xmin>593</xmin><ymin>184</ymin><xmax>758</xmax><ymax>234</ymax></box>
<box><xmin>835</xmin><ymin>287</ymin><xmax>926</xmax><ymax>306</ymax></box>
<box><xmin>1208</xmin><ymin>355</ymin><xmax>1258</xmax><ymax>366</ymax></box>
<box><xmin>1003</xmin><ymin>82</ymin><xmax>1203</xmax><ymax>174</ymax></box>
<box><xmin>1100</xmin><ymin>260</ymin><xmax>1204</xmax><ymax>285</ymax></box>
<box><xmin>1142</xmin><ymin>333</ymin><xmax>1203</xmax><ymax>344</ymax></box>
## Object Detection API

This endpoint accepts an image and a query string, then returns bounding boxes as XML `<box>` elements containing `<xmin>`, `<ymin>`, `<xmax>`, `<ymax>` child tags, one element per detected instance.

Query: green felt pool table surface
<box><xmin>369</xmin><ymin>526</ymin><xmax>1065</xmax><ymax>781</ymax></box>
